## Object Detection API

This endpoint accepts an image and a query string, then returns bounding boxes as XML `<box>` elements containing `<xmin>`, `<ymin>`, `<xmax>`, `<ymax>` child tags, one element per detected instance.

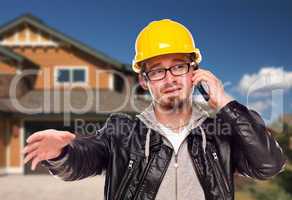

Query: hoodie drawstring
<box><xmin>145</xmin><ymin>128</ymin><xmax>151</xmax><ymax>163</ymax></box>
<box><xmin>199</xmin><ymin>125</ymin><xmax>206</xmax><ymax>154</ymax></box>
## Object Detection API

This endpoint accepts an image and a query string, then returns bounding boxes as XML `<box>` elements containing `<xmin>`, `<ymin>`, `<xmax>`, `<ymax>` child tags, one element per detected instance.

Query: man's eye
<box><xmin>151</xmin><ymin>69</ymin><xmax>164</xmax><ymax>74</ymax></box>
<box><xmin>173</xmin><ymin>64</ymin><xmax>186</xmax><ymax>70</ymax></box>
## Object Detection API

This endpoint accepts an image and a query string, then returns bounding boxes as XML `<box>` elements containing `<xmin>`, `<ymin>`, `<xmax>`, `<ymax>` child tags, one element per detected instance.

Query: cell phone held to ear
<box><xmin>193</xmin><ymin>64</ymin><xmax>210</xmax><ymax>102</ymax></box>
<box><xmin>196</xmin><ymin>81</ymin><xmax>210</xmax><ymax>102</ymax></box>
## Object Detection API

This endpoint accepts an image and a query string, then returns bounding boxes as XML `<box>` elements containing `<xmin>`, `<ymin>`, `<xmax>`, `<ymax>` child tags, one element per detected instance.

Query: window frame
<box><xmin>54</xmin><ymin>66</ymin><xmax>89</xmax><ymax>86</ymax></box>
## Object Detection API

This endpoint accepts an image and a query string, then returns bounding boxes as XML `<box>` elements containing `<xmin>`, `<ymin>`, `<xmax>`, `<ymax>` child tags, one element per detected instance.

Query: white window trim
<box><xmin>20</xmin><ymin>120</ymin><xmax>24</xmax><ymax>174</ymax></box>
<box><xmin>0</xmin><ymin>29</ymin><xmax>59</xmax><ymax>47</ymax></box>
<box><xmin>108</xmin><ymin>73</ymin><xmax>114</xmax><ymax>90</ymax></box>
<box><xmin>54</xmin><ymin>66</ymin><xmax>89</xmax><ymax>87</ymax></box>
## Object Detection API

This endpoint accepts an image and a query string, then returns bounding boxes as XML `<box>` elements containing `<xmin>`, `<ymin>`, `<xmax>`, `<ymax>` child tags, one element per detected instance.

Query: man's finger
<box><xmin>24</xmin><ymin>149</ymin><xmax>38</xmax><ymax>164</ymax></box>
<box><xmin>192</xmin><ymin>70</ymin><xmax>213</xmax><ymax>81</ymax></box>
<box><xmin>193</xmin><ymin>69</ymin><xmax>217</xmax><ymax>84</ymax></box>
<box><xmin>199</xmin><ymin>69</ymin><xmax>217</xmax><ymax>80</ymax></box>
<box><xmin>31</xmin><ymin>156</ymin><xmax>41</xmax><ymax>171</ymax></box>
<box><xmin>26</xmin><ymin>132</ymin><xmax>43</xmax><ymax>143</ymax></box>
<box><xmin>22</xmin><ymin>142</ymin><xmax>40</xmax><ymax>154</ymax></box>
<box><xmin>192</xmin><ymin>74</ymin><xmax>215</xmax><ymax>88</ymax></box>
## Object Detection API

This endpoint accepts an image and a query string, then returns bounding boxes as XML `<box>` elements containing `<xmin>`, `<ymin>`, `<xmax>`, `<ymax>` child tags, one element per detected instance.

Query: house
<box><xmin>0</xmin><ymin>14</ymin><xmax>149</xmax><ymax>175</ymax></box>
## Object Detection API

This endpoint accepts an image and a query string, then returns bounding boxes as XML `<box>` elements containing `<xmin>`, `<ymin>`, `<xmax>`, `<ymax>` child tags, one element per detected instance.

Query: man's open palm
<box><xmin>22</xmin><ymin>129</ymin><xmax>75</xmax><ymax>170</ymax></box>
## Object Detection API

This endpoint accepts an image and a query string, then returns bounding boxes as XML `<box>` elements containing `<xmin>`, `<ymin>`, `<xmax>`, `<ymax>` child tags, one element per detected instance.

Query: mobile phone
<box><xmin>197</xmin><ymin>81</ymin><xmax>210</xmax><ymax>101</ymax></box>
<box><xmin>193</xmin><ymin>64</ymin><xmax>210</xmax><ymax>102</ymax></box>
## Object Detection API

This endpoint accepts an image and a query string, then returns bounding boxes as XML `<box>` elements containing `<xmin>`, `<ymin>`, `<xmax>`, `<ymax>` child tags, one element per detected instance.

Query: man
<box><xmin>23</xmin><ymin>19</ymin><xmax>286</xmax><ymax>200</ymax></box>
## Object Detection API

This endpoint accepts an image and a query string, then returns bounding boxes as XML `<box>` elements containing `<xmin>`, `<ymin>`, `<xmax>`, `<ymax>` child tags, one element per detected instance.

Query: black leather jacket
<box><xmin>42</xmin><ymin>100</ymin><xmax>286</xmax><ymax>200</ymax></box>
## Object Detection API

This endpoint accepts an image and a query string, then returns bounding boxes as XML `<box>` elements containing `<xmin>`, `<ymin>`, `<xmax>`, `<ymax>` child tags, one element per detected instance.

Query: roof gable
<box><xmin>0</xmin><ymin>14</ymin><xmax>125</xmax><ymax>70</ymax></box>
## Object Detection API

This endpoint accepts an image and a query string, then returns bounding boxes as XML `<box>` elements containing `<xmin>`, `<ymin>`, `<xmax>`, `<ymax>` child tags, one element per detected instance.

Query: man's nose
<box><xmin>164</xmin><ymin>69</ymin><xmax>176</xmax><ymax>82</ymax></box>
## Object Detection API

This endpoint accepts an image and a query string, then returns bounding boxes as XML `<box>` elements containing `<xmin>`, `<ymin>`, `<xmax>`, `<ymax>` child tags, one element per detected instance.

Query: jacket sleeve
<box><xmin>40</xmin><ymin>115</ymin><xmax>115</xmax><ymax>181</ymax></box>
<box><xmin>216</xmin><ymin>100</ymin><xmax>287</xmax><ymax>180</ymax></box>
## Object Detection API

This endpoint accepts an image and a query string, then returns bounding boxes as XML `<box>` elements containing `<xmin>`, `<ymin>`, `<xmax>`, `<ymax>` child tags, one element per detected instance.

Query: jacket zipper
<box><xmin>191</xmin><ymin>156</ymin><xmax>206</xmax><ymax>198</ymax></box>
<box><xmin>212</xmin><ymin>152</ymin><xmax>230</xmax><ymax>193</ymax></box>
<box><xmin>173</xmin><ymin>139</ymin><xmax>187</xmax><ymax>200</ymax></box>
<box><xmin>189</xmin><ymin>140</ymin><xmax>208</xmax><ymax>199</ymax></box>
<box><xmin>174</xmin><ymin>154</ymin><xmax>178</xmax><ymax>200</ymax></box>
<box><xmin>133</xmin><ymin>154</ymin><xmax>156</xmax><ymax>200</ymax></box>
<box><xmin>114</xmin><ymin>159</ymin><xmax>135</xmax><ymax>200</ymax></box>
<box><xmin>207</xmin><ymin>150</ymin><xmax>230</xmax><ymax>198</ymax></box>
<box><xmin>153</xmin><ymin>132</ymin><xmax>179</xmax><ymax>200</ymax></box>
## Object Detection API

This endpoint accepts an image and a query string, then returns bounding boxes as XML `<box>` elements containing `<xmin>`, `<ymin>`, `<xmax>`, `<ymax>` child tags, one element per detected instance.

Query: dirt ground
<box><xmin>0</xmin><ymin>174</ymin><xmax>105</xmax><ymax>200</ymax></box>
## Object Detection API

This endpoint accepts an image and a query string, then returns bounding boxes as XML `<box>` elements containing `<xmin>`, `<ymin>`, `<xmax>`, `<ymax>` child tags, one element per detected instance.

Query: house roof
<box><xmin>0</xmin><ymin>89</ymin><xmax>151</xmax><ymax>115</ymax></box>
<box><xmin>0</xmin><ymin>14</ymin><xmax>128</xmax><ymax>71</ymax></box>
<box><xmin>0</xmin><ymin>45</ymin><xmax>39</xmax><ymax>68</ymax></box>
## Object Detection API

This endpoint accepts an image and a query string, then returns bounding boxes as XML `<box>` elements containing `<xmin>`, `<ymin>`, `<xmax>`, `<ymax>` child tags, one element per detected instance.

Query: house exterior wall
<box><xmin>0</xmin><ymin>72</ymin><xmax>31</xmax><ymax>98</ymax></box>
<box><xmin>0</xmin><ymin>119</ymin><xmax>7</xmax><ymax>169</ymax></box>
<box><xmin>13</xmin><ymin>47</ymin><xmax>112</xmax><ymax>90</ymax></box>
<box><xmin>0</xmin><ymin>62</ymin><xmax>17</xmax><ymax>74</ymax></box>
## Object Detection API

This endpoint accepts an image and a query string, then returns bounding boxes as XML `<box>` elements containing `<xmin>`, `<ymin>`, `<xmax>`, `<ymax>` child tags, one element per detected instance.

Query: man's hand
<box><xmin>192</xmin><ymin>68</ymin><xmax>233</xmax><ymax>110</ymax></box>
<box><xmin>22</xmin><ymin>129</ymin><xmax>76</xmax><ymax>171</ymax></box>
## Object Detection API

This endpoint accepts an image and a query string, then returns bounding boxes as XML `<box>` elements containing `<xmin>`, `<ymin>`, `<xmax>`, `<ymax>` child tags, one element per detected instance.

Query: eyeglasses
<box><xmin>143</xmin><ymin>61</ymin><xmax>198</xmax><ymax>81</ymax></box>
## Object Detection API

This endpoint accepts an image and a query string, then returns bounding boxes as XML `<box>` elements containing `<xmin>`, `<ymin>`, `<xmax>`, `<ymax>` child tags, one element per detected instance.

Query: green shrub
<box><xmin>275</xmin><ymin>169</ymin><xmax>292</xmax><ymax>195</ymax></box>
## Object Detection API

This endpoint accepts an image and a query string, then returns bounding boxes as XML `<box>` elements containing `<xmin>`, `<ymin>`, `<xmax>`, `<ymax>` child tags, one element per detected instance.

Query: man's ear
<box><xmin>138</xmin><ymin>73</ymin><xmax>148</xmax><ymax>90</ymax></box>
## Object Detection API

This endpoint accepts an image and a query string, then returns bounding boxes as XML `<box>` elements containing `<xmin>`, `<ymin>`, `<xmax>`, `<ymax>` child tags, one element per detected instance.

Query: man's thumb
<box><xmin>62</xmin><ymin>132</ymin><xmax>76</xmax><ymax>143</ymax></box>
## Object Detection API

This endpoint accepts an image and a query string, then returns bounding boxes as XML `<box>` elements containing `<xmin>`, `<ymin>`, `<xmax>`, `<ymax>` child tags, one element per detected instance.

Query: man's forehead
<box><xmin>145</xmin><ymin>53</ymin><xmax>190</xmax><ymax>67</ymax></box>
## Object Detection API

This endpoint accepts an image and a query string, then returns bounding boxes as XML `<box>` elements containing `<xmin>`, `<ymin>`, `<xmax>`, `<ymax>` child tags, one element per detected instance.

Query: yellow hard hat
<box><xmin>132</xmin><ymin>19</ymin><xmax>202</xmax><ymax>73</ymax></box>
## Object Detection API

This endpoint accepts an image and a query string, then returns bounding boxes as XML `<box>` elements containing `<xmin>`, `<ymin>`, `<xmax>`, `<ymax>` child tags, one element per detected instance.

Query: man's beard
<box><xmin>155</xmin><ymin>94</ymin><xmax>190</xmax><ymax>114</ymax></box>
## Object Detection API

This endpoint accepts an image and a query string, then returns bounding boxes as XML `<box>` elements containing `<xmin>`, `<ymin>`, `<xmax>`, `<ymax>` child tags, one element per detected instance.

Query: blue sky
<box><xmin>1</xmin><ymin>0</ymin><xmax>291</xmax><ymax>124</ymax></box>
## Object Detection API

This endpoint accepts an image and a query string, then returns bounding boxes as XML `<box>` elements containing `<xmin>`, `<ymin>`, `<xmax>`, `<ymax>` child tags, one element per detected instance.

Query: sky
<box><xmin>1</xmin><ymin>0</ymin><xmax>291</xmax><ymax>125</ymax></box>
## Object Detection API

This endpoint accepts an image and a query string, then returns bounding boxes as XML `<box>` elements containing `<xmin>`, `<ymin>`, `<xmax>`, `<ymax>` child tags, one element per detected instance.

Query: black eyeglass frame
<box><xmin>142</xmin><ymin>61</ymin><xmax>199</xmax><ymax>81</ymax></box>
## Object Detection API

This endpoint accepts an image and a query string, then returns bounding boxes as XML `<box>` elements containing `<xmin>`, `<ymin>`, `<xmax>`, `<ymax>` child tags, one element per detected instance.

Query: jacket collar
<box><xmin>135</xmin><ymin>101</ymin><xmax>210</xmax><ymax>161</ymax></box>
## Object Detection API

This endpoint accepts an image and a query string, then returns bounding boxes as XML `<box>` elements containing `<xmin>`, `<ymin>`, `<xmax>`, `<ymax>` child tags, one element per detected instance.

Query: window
<box><xmin>55</xmin><ymin>67</ymin><xmax>88</xmax><ymax>85</ymax></box>
<box><xmin>72</xmin><ymin>69</ymin><xmax>85</xmax><ymax>82</ymax></box>
<box><xmin>57</xmin><ymin>69</ymin><xmax>70</xmax><ymax>83</ymax></box>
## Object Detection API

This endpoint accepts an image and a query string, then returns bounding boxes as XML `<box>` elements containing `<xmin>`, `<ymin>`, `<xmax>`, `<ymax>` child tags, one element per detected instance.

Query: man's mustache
<box><xmin>160</xmin><ymin>83</ymin><xmax>182</xmax><ymax>93</ymax></box>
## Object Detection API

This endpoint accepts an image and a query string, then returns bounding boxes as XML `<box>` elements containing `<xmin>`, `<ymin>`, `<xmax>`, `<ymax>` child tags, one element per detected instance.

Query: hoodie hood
<box><xmin>136</xmin><ymin>101</ymin><xmax>210</xmax><ymax>161</ymax></box>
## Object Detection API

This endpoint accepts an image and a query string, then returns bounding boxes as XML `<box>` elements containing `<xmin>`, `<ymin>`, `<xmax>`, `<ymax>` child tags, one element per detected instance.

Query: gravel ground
<box><xmin>0</xmin><ymin>174</ymin><xmax>105</xmax><ymax>200</ymax></box>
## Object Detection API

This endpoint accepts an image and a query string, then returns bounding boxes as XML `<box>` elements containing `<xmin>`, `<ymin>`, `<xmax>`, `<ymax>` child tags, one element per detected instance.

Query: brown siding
<box><xmin>13</xmin><ymin>47</ymin><xmax>112</xmax><ymax>90</ymax></box>
<box><xmin>98</xmin><ymin>71</ymin><xmax>110</xmax><ymax>89</ymax></box>
<box><xmin>0</xmin><ymin>73</ymin><xmax>31</xmax><ymax>98</ymax></box>
<box><xmin>9</xmin><ymin>120</ymin><xmax>21</xmax><ymax>167</ymax></box>
<box><xmin>0</xmin><ymin>62</ymin><xmax>17</xmax><ymax>74</ymax></box>
<box><xmin>0</xmin><ymin>60</ymin><xmax>31</xmax><ymax>98</ymax></box>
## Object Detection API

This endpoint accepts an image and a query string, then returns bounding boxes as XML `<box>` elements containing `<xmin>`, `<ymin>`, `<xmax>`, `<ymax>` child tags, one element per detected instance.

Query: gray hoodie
<box><xmin>136</xmin><ymin>102</ymin><xmax>211</xmax><ymax>200</ymax></box>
